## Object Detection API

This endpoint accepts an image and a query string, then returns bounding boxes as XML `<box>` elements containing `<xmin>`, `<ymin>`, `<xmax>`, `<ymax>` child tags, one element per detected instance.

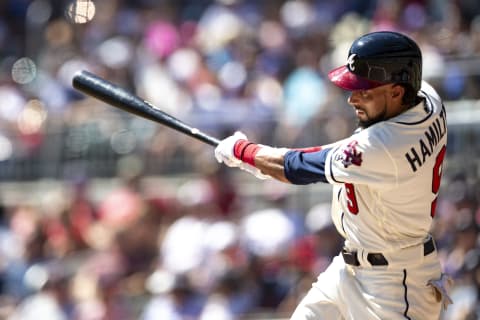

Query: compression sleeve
<box><xmin>284</xmin><ymin>148</ymin><xmax>332</xmax><ymax>184</ymax></box>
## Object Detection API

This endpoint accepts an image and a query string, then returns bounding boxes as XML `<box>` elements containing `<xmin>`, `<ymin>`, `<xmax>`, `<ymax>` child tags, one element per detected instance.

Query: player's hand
<box><xmin>215</xmin><ymin>132</ymin><xmax>271</xmax><ymax>180</ymax></box>
<box><xmin>214</xmin><ymin>131</ymin><xmax>246</xmax><ymax>167</ymax></box>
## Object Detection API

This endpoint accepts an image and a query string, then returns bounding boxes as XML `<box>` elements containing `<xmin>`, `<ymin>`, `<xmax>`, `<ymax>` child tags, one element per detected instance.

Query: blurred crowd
<box><xmin>0</xmin><ymin>0</ymin><xmax>480</xmax><ymax>319</ymax></box>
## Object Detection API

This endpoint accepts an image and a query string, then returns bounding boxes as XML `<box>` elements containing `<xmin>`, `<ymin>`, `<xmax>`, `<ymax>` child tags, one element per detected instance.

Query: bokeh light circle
<box><xmin>11</xmin><ymin>57</ymin><xmax>37</xmax><ymax>84</ymax></box>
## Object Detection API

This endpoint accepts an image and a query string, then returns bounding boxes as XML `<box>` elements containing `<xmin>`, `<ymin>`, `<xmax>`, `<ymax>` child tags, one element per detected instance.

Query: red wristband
<box><xmin>233</xmin><ymin>139</ymin><xmax>262</xmax><ymax>166</ymax></box>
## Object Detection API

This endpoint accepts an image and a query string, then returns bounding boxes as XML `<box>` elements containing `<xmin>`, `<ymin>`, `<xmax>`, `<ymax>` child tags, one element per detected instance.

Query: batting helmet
<box><xmin>328</xmin><ymin>31</ymin><xmax>422</xmax><ymax>92</ymax></box>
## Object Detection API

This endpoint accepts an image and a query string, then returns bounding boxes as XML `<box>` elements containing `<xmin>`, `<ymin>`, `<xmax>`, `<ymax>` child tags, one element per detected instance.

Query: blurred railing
<box><xmin>0</xmin><ymin>99</ymin><xmax>478</xmax><ymax>182</ymax></box>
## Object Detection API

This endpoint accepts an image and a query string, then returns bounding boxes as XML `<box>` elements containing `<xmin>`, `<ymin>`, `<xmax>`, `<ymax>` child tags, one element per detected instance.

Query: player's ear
<box><xmin>391</xmin><ymin>84</ymin><xmax>404</xmax><ymax>99</ymax></box>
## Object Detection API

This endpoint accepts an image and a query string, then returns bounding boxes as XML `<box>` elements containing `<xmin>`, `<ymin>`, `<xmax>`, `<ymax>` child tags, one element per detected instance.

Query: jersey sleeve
<box><xmin>324</xmin><ymin>132</ymin><xmax>398</xmax><ymax>187</ymax></box>
<box><xmin>284</xmin><ymin>148</ymin><xmax>331</xmax><ymax>184</ymax></box>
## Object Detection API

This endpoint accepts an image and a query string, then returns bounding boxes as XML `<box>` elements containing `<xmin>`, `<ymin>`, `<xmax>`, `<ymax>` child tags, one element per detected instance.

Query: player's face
<box><xmin>347</xmin><ymin>84</ymin><xmax>400</xmax><ymax>128</ymax></box>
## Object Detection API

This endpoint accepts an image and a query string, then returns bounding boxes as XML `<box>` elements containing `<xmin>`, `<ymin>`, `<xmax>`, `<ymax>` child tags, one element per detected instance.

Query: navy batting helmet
<box><xmin>328</xmin><ymin>31</ymin><xmax>422</xmax><ymax>92</ymax></box>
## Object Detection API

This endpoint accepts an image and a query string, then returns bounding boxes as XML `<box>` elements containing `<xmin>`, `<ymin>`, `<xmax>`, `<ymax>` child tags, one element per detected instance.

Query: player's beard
<box><xmin>358</xmin><ymin>104</ymin><xmax>388</xmax><ymax>129</ymax></box>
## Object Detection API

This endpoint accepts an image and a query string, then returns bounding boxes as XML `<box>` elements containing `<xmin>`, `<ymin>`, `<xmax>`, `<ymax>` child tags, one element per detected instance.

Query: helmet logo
<box><xmin>347</xmin><ymin>54</ymin><xmax>357</xmax><ymax>71</ymax></box>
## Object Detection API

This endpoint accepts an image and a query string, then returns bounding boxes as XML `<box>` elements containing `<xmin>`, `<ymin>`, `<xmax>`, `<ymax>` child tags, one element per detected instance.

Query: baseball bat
<box><xmin>71</xmin><ymin>70</ymin><xmax>220</xmax><ymax>146</ymax></box>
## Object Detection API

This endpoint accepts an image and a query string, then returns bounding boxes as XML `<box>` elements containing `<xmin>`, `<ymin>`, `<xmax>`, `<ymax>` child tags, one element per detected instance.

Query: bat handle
<box><xmin>192</xmin><ymin>130</ymin><xmax>220</xmax><ymax>146</ymax></box>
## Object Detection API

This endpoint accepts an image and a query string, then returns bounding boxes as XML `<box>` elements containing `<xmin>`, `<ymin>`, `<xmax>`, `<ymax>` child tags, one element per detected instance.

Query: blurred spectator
<box><xmin>142</xmin><ymin>273</ymin><xmax>206</xmax><ymax>320</ymax></box>
<box><xmin>0</xmin><ymin>204</ymin><xmax>25</xmax><ymax>299</ymax></box>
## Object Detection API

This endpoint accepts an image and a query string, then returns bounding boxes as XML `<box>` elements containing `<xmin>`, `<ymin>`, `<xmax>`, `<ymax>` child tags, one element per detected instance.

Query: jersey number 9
<box><xmin>344</xmin><ymin>144</ymin><xmax>446</xmax><ymax>217</ymax></box>
<box><xmin>431</xmin><ymin>145</ymin><xmax>446</xmax><ymax>217</ymax></box>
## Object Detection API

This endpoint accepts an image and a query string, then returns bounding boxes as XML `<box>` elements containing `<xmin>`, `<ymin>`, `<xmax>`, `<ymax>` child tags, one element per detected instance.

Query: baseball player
<box><xmin>215</xmin><ymin>31</ymin><xmax>453</xmax><ymax>319</ymax></box>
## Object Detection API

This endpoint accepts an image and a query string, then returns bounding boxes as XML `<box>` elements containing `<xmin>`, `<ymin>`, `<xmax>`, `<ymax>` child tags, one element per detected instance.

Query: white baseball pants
<box><xmin>290</xmin><ymin>250</ymin><xmax>445</xmax><ymax>320</ymax></box>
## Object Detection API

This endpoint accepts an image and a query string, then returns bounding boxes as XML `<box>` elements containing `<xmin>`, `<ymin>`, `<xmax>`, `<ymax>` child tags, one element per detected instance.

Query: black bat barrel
<box><xmin>72</xmin><ymin>70</ymin><xmax>220</xmax><ymax>146</ymax></box>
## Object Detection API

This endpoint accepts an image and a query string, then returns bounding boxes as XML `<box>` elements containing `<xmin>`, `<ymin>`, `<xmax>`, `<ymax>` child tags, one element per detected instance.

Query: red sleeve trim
<box><xmin>293</xmin><ymin>146</ymin><xmax>323</xmax><ymax>153</ymax></box>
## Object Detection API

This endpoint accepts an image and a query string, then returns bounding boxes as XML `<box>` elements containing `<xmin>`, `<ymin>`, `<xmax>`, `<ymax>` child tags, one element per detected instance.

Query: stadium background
<box><xmin>0</xmin><ymin>0</ymin><xmax>479</xmax><ymax>319</ymax></box>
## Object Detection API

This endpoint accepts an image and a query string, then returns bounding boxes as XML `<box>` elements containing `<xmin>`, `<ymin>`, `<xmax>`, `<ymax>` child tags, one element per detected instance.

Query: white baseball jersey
<box><xmin>326</xmin><ymin>81</ymin><xmax>447</xmax><ymax>252</ymax></box>
<box><xmin>284</xmin><ymin>81</ymin><xmax>447</xmax><ymax>253</ymax></box>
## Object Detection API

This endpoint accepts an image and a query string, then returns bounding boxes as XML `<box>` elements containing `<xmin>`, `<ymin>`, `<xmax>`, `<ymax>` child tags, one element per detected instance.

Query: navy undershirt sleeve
<box><xmin>284</xmin><ymin>148</ymin><xmax>332</xmax><ymax>185</ymax></box>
